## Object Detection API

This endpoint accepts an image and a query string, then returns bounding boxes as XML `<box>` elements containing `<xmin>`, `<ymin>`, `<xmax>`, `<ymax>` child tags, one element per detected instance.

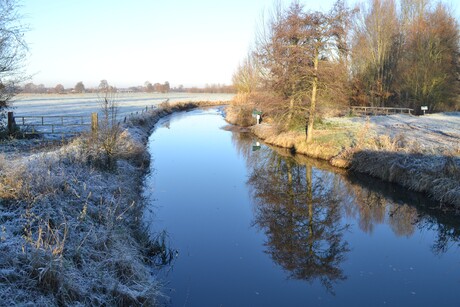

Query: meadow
<box><xmin>11</xmin><ymin>92</ymin><xmax>234</xmax><ymax>118</ymax></box>
<box><xmin>7</xmin><ymin>92</ymin><xmax>234</xmax><ymax>136</ymax></box>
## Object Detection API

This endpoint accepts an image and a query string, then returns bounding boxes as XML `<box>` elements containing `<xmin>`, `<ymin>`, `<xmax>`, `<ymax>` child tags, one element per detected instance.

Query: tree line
<box><xmin>20</xmin><ymin>81</ymin><xmax>235</xmax><ymax>94</ymax></box>
<box><xmin>21</xmin><ymin>81</ymin><xmax>170</xmax><ymax>94</ymax></box>
<box><xmin>232</xmin><ymin>0</ymin><xmax>459</xmax><ymax>140</ymax></box>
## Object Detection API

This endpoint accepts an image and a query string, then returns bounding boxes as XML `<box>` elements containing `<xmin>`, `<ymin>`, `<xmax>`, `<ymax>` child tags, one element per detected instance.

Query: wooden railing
<box><xmin>350</xmin><ymin>106</ymin><xmax>414</xmax><ymax>116</ymax></box>
<box><xmin>6</xmin><ymin>99</ymin><xmax>169</xmax><ymax>136</ymax></box>
<box><xmin>8</xmin><ymin>112</ymin><xmax>96</xmax><ymax>136</ymax></box>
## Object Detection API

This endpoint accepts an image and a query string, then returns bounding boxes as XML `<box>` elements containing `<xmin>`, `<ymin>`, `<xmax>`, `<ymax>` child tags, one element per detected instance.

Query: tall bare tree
<box><xmin>350</xmin><ymin>0</ymin><xmax>400</xmax><ymax>107</ymax></box>
<box><xmin>254</xmin><ymin>1</ymin><xmax>353</xmax><ymax>139</ymax></box>
<box><xmin>232</xmin><ymin>53</ymin><xmax>261</xmax><ymax>95</ymax></box>
<box><xmin>350</xmin><ymin>0</ymin><xmax>459</xmax><ymax>111</ymax></box>
<box><xmin>54</xmin><ymin>84</ymin><xmax>65</xmax><ymax>94</ymax></box>
<box><xmin>74</xmin><ymin>81</ymin><xmax>85</xmax><ymax>93</ymax></box>
<box><xmin>0</xmin><ymin>0</ymin><xmax>28</xmax><ymax>111</ymax></box>
<box><xmin>398</xmin><ymin>1</ymin><xmax>459</xmax><ymax>111</ymax></box>
<box><xmin>301</xmin><ymin>2</ymin><xmax>354</xmax><ymax>143</ymax></box>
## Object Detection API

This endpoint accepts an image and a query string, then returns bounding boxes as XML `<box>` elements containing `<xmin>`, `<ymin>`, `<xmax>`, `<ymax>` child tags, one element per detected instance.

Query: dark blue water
<box><xmin>143</xmin><ymin>108</ymin><xmax>460</xmax><ymax>307</ymax></box>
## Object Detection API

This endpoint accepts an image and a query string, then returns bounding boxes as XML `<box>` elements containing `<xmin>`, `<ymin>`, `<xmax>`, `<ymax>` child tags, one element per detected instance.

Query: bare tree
<box><xmin>144</xmin><ymin>81</ymin><xmax>153</xmax><ymax>92</ymax></box>
<box><xmin>350</xmin><ymin>0</ymin><xmax>400</xmax><ymax>107</ymax></box>
<box><xmin>74</xmin><ymin>81</ymin><xmax>85</xmax><ymax>93</ymax></box>
<box><xmin>303</xmin><ymin>1</ymin><xmax>355</xmax><ymax>143</ymax></box>
<box><xmin>252</xmin><ymin>1</ymin><xmax>353</xmax><ymax>140</ymax></box>
<box><xmin>232</xmin><ymin>53</ymin><xmax>262</xmax><ymax>95</ymax></box>
<box><xmin>398</xmin><ymin>1</ymin><xmax>459</xmax><ymax>111</ymax></box>
<box><xmin>350</xmin><ymin>0</ymin><xmax>459</xmax><ymax>111</ymax></box>
<box><xmin>0</xmin><ymin>0</ymin><xmax>28</xmax><ymax>111</ymax></box>
<box><xmin>54</xmin><ymin>84</ymin><xmax>65</xmax><ymax>94</ymax></box>
<box><xmin>98</xmin><ymin>79</ymin><xmax>109</xmax><ymax>91</ymax></box>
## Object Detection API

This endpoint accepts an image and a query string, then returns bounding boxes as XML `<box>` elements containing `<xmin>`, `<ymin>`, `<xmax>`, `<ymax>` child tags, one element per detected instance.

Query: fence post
<box><xmin>7</xmin><ymin>112</ymin><xmax>15</xmax><ymax>135</ymax></box>
<box><xmin>91</xmin><ymin>113</ymin><xmax>98</xmax><ymax>134</ymax></box>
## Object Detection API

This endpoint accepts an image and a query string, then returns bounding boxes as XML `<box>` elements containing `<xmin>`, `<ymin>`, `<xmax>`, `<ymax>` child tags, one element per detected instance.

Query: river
<box><xmin>143</xmin><ymin>107</ymin><xmax>460</xmax><ymax>306</ymax></box>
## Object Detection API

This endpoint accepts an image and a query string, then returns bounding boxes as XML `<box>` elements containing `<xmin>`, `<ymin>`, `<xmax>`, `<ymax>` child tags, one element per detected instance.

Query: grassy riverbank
<box><xmin>226</xmin><ymin>105</ymin><xmax>460</xmax><ymax>210</ymax></box>
<box><xmin>0</xmin><ymin>100</ymin><xmax>228</xmax><ymax>306</ymax></box>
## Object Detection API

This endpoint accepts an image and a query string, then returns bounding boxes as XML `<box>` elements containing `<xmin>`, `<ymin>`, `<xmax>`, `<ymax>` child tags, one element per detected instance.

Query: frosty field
<box><xmin>10</xmin><ymin>92</ymin><xmax>234</xmax><ymax>118</ymax></box>
<box><xmin>325</xmin><ymin>112</ymin><xmax>460</xmax><ymax>154</ymax></box>
<box><xmin>6</xmin><ymin>92</ymin><xmax>234</xmax><ymax>136</ymax></box>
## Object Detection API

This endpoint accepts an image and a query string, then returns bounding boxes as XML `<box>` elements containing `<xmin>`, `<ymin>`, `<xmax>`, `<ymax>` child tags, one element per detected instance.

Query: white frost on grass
<box><xmin>11</xmin><ymin>92</ymin><xmax>234</xmax><ymax>118</ymax></box>
<box><xmin>326</xmin><ymin>112</ymin><xmax>460</xmax><ymax>154</ymax></box>
<box><xmin>8</xmin><ymin>92</ymin><xmax>233</xmax><ymax>136</ymax></box>
<box><xmin>0</xmin><ymin>100</ymin><xmax>227</xmax><ymax>305</ymax></box>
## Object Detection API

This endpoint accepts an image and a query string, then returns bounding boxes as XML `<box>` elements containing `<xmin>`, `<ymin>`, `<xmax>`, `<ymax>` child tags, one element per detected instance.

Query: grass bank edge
<box><xmin>226</xmin><ymin>104</ymin><xmax>460</xmax><ymax>210</ymax></box>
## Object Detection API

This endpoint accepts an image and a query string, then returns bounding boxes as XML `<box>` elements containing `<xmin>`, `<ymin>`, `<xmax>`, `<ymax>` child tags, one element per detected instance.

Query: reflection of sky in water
<box><xmin>144</xmin><ymin>108</ymin><xmax>460</xmax><ymax>307</ymax></box>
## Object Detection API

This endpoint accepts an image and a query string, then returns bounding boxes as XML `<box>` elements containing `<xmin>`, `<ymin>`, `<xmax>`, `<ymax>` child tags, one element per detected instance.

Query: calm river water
<box><xmin>143</xmin><ymin>108</ymin><xmax>460</xmax><ymax>307</ymax></box>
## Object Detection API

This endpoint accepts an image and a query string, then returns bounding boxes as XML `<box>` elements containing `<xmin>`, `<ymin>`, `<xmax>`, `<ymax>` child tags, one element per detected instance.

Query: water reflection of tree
<box><xmin>344</xmin><ymin>173</ymin><xmax>460</xmax><ymax>253</ymax></box>
<box><xmin>342</xmin><ymin>183</ymin><xmax>419</xmax><ymax>237</ymax></box>
<box><xmin>230</xmin><ymin>131</ymin><xmax>460</xmax><ymax>269</ymax></box>
<box><xmin>247</xmin><ymin>148</ymin><xmax>349</xmax><ymax>293</ymax></box>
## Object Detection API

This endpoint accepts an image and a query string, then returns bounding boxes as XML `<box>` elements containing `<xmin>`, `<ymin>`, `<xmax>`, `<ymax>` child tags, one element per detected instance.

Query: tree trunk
<box><xmin>286</xmin><ymin>97</ymin><xmax>295</xmax><ymax>129</ymax></box>
<box><xmin>306</xmin><ymin>50</ymin><xmax>319</xmax><ymax>143</ymax></box>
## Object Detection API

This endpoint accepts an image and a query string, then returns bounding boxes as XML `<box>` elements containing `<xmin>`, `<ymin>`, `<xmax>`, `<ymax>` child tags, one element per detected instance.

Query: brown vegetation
<box><xmin>351</xmin><ymin>0</ymin><xmax>460</xmax><ymax>112</ymax></box>
<box><xmin>228</xmin><ymin>0</ymin><xmax>460</xmax><ymax>209</ymax></box>
<box><xmin>231</xmin><ymin>0</ymin><xmax>459</xmax><ymax>139</ymax></box>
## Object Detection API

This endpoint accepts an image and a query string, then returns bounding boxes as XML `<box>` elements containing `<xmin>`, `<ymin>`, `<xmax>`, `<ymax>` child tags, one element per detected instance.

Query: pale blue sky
<box><xmin>22</xmin><ymin>0</ymin><xmax>458</xmax><ymax>89</ymax></box>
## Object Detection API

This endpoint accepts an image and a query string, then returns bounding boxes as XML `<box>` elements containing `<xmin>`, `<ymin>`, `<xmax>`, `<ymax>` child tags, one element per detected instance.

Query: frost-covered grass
<box><xmin>325</xmin><ymin>112</ymin><xmax>460</xmax><ymax>155</ymax></box>
<box><xmin>349</xmin><ymin>151</ymin><xmax>460</xmax><ymax>209</ymax></box>
<box><xmin>7</xmin><ymin>93</ymin><xmax>234</xmax><ymax>136</ymax></box>
<box><xmin>11</xmin><ymin>93</ymin><xmax>234</xmax><ymax>118</ymax></box>
<box><xmin>0</xmin><ymin>100</ymin><xmax>228</xmax><ymax>305</ymax></box>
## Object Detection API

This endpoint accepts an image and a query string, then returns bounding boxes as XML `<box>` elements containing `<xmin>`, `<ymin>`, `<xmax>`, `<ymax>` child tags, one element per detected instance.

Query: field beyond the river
<box><xmin>325</xmin><ymin>112</ymin><xmax>460</xmax><ymax>155</ymax></box>
<box><xmin>10</xmin><ymin>92</ymin><xmax>234</xmax><ymax>118</ymax></box>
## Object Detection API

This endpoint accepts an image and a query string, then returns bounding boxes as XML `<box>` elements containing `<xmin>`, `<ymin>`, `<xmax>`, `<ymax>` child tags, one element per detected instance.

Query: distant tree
<box><xmin>98</xmin><ymin>79</ymin><xmax>109</xmax><ymax>91</ymax></box>
<box><xmin>0</xmin><ymin>0</ymin><xmax>28</xmax><ymax>112</ymax></box>
<box><xmin>163</xmin><ymin>81</ymin><xmax>170</xmax><ymax>93</ymax></box>
<box><xmin>37</xmin><ymin>84</ymin><xmax>46</xmax><ymax>93</ymax></box>
<box><xmin>128</xmin><ymin>86</ymin><xmax>141</xmax><ymax>92</ymax></box>
<box><xmin>74</xmin><ymin>81</ymin><xmax>85</xmax><ymax>93</ymax></box>
<box><xmin>54</xmin><ymin>84</ymin><xmax>65</xmax><ymax>94</ymax></box>
<box><xmin>152</xmin><ymin>83</ymin><xmax>161</xmax><ymax>92</ymax></box>
<box><xmin>144</xmin><ymin>81</ymin><xmax>154</xmax><ymax>92</ymax></box>
<box><xmin>23</xmin><ymin>83</ymin><xmax>37</xmax><ymax>93</ymax></box>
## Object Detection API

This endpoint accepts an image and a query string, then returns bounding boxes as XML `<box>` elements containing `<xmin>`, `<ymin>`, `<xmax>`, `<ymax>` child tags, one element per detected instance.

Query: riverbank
<box><xmin>0</xmin><ymin>100</ymin><xmax>228</xmax><ymax>305</ymax></box>
<box><xmin>226</xmin><ymin>106</ymin><xmax>460</xmax><ymax>210</ymax></box>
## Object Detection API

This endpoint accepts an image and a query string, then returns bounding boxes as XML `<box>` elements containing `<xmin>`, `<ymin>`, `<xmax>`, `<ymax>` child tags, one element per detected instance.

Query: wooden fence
<box><xmin>7</xmin><ymin>99</ymin><xmax>168</xmax><ymax>136</ymax></box>
<box><xmin>350</xmin><ymin>106</ymin><xmax>414</xmax><ymax>116</ymax></box>
<box><xmin>7</xmin><ymin>112</ymin><xmax>98</xmax><ymax>136</ymax></box>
